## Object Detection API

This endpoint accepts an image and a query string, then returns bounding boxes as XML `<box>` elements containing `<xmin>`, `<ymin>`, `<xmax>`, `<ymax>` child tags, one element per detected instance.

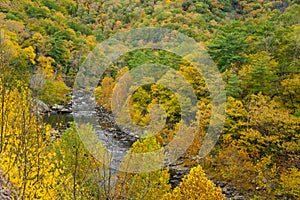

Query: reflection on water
<box><xmin>43</xmin><ymin>112</ymin><xmax>74</xmax><ymax>129</ymax></box>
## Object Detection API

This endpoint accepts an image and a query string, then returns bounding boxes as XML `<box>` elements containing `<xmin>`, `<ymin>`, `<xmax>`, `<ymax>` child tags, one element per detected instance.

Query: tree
<box><xmin>48</xmin><ymin>35</ymin><xmax>70</xmax><ymax>72</ymax></box>
<box><xmin>281</xmin><ymin>74</ymin><xmax>300</xmax><ymax>113</ymax></box>
<box><xmin>0</xmin><ymin>28</ymin><xmax>31</xmax><ymax>152</ymax></box>
<box><xmin>95</xmin><ymin>76</ymin><xmax>115</xmax><ymax>111</ymax></box>
<box><xmin>208</xmin><ymin>21</ymin><xmax>250</xmax><ymax>72</ymax></box>
<box><xmin>54</xmin><ymin>123</ymin><xmax>105</xmax><ymax>199</ymax></box>
<box><xmin>163</xmin><ymin>165</ymin><xmax>225</xmax><ymax>200</ymax></box>
<box><xmin>204</xmin><ymin>93</ymin><xmax>300</xmax><ymax>197</ymax></box>
<box><xmin>239</xmin><ymin>52</ymin><xmax>277</xmax><ymax>96</ymax></box>
<box><xmin>114</xmin><ymin>136</ymin><xmax>171</xmax><ymax>200</ymax></box>
<box><xmin>224</xmin><ymin>71</ymin><xmax>242</xmax><ymax>98</ymax></box>
<box><xmin>37</xmin><ymin>55</ymin><xmax>55</xmax><ymax>79</ymax></box>
<box><xmin>38</xmin><ymin>78</ymin><xmax>70</xmax><ymax>106</ymax></box>
<box><xmin>0</xmin><ymin>84</ymin><xmax>62</xmax><ymax>199</ymax></box>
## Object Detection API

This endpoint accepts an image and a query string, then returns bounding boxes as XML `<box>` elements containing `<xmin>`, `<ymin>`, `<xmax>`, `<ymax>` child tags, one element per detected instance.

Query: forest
<box><xmin>0</xmin><ymin>0</ymin><xmax>299</xmax><ymax>199</ymax></box>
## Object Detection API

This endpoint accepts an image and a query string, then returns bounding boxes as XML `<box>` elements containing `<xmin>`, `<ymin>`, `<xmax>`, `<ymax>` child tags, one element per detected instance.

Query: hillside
<box><xmin>0</xmin><ymin>0</ymin><xmax>299</xmax><ymax>199</ymax></box>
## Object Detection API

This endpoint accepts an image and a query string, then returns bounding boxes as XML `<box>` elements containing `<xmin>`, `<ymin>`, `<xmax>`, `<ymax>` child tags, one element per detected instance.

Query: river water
<box><xmin>44</xmin><ymin>110</ymin><xmax>187</xmax><ymax>186</ymax></box>
<box><xmin>43</xmin><ymin>112</ymin><xmax>73</xmax><ymax>129</ymax></box>
<box><xmin>43</xmin><ymin>111</ymin><xmax>245</xmax><ymax>198</ymax></box>
<box><xmin>43</xmin><ymin>110</ymin><xmax>136</xmax><ymax>172</ymax></box>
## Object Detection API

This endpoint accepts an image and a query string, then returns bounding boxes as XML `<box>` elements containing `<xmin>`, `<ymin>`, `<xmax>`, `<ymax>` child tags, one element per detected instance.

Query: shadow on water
<box><xmin>43</xmin><ymin>112</ymin><xmax>74</xmax><ymax>129</ymax></box>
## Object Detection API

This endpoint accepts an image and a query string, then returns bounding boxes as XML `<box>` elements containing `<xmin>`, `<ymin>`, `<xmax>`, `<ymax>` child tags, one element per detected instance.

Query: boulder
<box><xmin>51</xmin><ymin>104</ymin><xmax>72</xmax><ymax>113</ymax></box>
<box><xmin>33</xmin><ymin>98</ymin><xmax>50</xmax><ymax>114</ymax></box>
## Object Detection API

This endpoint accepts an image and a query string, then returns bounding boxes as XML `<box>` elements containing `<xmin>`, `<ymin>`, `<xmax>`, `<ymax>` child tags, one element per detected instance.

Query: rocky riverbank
<box><xmin>38</xmin><ymin>98</ymin><xmax>246</xmax><ymax>200</ymax></box>
<box><xmin>33</xmin><ymin>98</ymin><xmax>72</xmax><ymax>114</ymax></box>
<box><xmin>94</xmin><ymin>106</ymin><xmax>246</xmax><ymax>200</ymax></box>
<box><xmin>95</xmin><ymin>106</ymin><xmax>139</xmax><ymax>146</ymax></box>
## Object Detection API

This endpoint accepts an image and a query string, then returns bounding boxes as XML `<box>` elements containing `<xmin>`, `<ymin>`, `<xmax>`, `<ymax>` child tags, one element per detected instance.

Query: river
<box><xmin>43</xmin><ymin>109</ymin><xmax>245</xmax><ymax>199</ymax></box>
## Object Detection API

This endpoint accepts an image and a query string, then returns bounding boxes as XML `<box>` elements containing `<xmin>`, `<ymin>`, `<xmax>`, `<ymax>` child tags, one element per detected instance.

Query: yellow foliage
<box><xmin>163</xmin><ymin>165</ymin><xmax>225</xmax><ymax>200</ymax></box>
<box><xmin>95</xmin><ymin>76</ymin><xmax>116</xmax><ymax>111</ymax></box>
<box><xmin>204</xmin><ymin>93</ymin><xmax>300</xmax><ymax>197</ymax></box>
<box><xmin>37</xmin><ymin>55</ymin><xmax>55</xmax><ymax>79</ymax></box>
<box><xmin>0</xmin><ymin>83</ymin><xmax>62</xmax><ymax>199</ymax></box>
<box><xmin>281</xmin><ymin>74</ymin><xmax>300</xmax><ymax>111</ymax></box>
<box><xmin>254</xmin><ymin>156</ymin><xmax>278</xmax><ymax>195</ymax></box>
<box><xmin>165</xmin><ymin>0</ymin><xmax>172</xmax><ymax>5</ymax></box>
<box><xmin>53</xmin><ymin>123</ymin><xmax>106</xmax><ymax>199</ymax></box>
<box><xmin>114</xmin><ymin>137</ymin><xmax>171</xmax><ymax>200</ymax></box>
<box><xmin>23</xmin><ymin>46</ymin><xmax>36</xmax><ymax>65</ymax></box>
<box><xmin>204</xmin><ymin>143</ymin><xmax>256</xmax><ymax>190</ymax></box>
<box><xmin>278</xmin><ymin>167</ymin><xmax>300</xmax><ymax>198</ymax></box>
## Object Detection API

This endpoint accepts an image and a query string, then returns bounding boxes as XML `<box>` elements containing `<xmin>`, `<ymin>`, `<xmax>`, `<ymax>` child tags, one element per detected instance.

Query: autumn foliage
<box><xmin>0</xmin><ymin>0</ymin><xmax>299</xmax><ymax>199</ymax></box>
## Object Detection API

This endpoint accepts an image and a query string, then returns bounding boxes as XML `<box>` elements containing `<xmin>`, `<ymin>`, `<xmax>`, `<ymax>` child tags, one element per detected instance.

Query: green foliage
<box><xmin>1</xmin><ymin>0</ymin><xmax>300</xmax><ymax>199</ymax></box>
<box><xmin>225</xmin><ymin>72</ymin><xmax>242</xmax><ymax>98</ymax></box>
<box><xmin>54</xmin><ymin>123</ymin><xmax>104</xmax><ymax>199</ymax></box>
<box><xmin>25</xmin><ymin>3</ymin><xmax>51</xmax><ymax>19</ymax></box>
<box><xmin>208</xmin><ymin>21</ymin><xmax>250</xmax><ymax>72</ymax></box>
<box><xmin>49</xmin><ymin>36</ymin><xmax>70</xmax><ymax>68</ymax></box>
<box><xmin>67</xmin><ymin>20</ymin><xmax>93</xmax><ymax>36</ymax></box>
<box><xmin>123</xmin><ymin>49</ymin><xmax>187</xmax><ymax>70</ymax></box>
<box><xmin>42</xmin><ymin>0</ymin><xmax>68</xmax><ymax>14</ymax></box>
<box><xmin>38</xmin><ymin>79</ymin><xmax>70</xmax><ymax>106</ymax></box>
<box><xmin>239</xmin><ymin>52</ymin><xmax>278</xmax><ymax>96</ymax></box>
